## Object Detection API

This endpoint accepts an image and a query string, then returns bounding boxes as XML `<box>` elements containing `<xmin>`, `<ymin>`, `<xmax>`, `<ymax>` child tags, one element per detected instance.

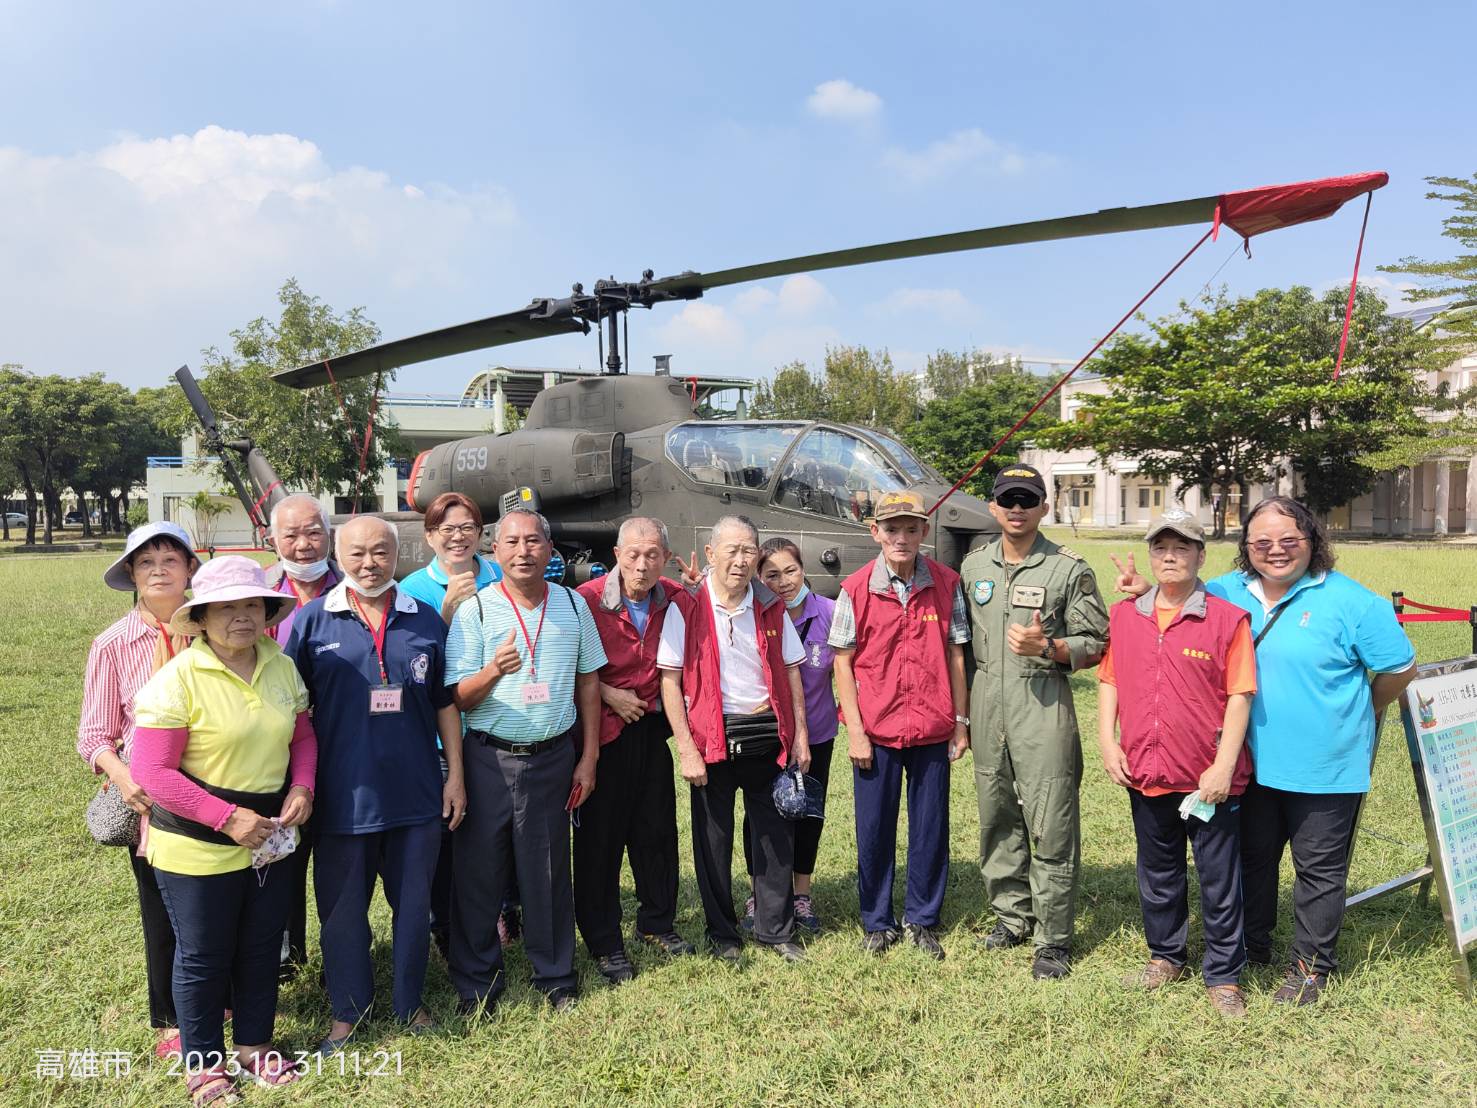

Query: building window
<box><xmin>1152</xmin><ymin>488</ymin><xmax>1163</xmax><ymax>508</ymax></box>
<box><xmin>1138</xmin><ymin>487</ymin><xmax>1150</xmax><ymax>509</ymax></box>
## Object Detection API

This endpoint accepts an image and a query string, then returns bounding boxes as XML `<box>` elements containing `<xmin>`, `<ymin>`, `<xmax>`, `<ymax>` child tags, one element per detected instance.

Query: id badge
<box><xmin>521</xmin><ymin>681</ymin><xmax>551</xmax><ymax>705</ymax></box>
<box><xmin>369</xmin><ymin>685</ymin><xmax>404</xmax><ymax>714</ymax></box>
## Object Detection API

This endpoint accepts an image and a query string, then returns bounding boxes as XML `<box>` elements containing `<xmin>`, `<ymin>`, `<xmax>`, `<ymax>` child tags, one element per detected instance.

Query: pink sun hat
<box><xmin>168</xmin><ymin>555</ymin><xmax>292</xmax><ymax>636</ymax></box>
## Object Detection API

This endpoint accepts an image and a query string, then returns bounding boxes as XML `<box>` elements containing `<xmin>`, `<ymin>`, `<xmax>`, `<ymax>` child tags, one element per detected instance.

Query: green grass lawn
<box><xmin>2</xmin><ymin>532</ymin><xmax>1476</xmax><ymax>1106</ymax></box>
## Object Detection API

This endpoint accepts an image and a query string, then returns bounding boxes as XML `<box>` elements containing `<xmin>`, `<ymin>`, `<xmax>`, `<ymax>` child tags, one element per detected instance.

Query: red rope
<box><xmin>1397</xmin><ymin>597</ymin><xmax>1470</xmax><ymax>617</ymax></box>
<box><xmin>1397</xmin><ymin>612</ymin><xmax>1473</xmax><ymax>623</ymax></box>
<box><xmin>352</xmin><ymin>380</ymin><xmax>382</xmax><ymax>514</ymax></box>
<box><xmin>248</xmin><ymin>479</ymin><xmax>281</xmax><ymax>530</ymax></box>
<box><xmin>928</xmin><ymin>226</ymin><xmax>1216</xmax><ymax>515</ymax></box>
<box><xmin>1332</xmin><ymin>192</ymin><xmax>1373</xmax><ymax>381</ymax></box>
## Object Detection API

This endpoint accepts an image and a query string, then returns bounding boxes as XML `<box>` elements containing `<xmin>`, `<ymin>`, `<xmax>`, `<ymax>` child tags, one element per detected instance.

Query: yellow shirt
<box><xmin>134</xmin><ymin>637</ymin><xmax>309</xmax><ymax>876</ymax></box>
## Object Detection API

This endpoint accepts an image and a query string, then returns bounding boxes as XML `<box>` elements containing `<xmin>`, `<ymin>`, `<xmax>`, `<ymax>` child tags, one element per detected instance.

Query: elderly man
<box><xmin>573</xmin><ymin>518</ymin><xmax>695</xmax><ymax>986</ymax></box>
<box><xmin>658</xmin><ymin>515</ymin><xmax>810</xmax><ymax>964</ymax></box>
<box><xmin>264</xmin><ymin>493</ymin><xmax>341</xmax><ymax>974</ymax></box>
<box><xmin>286</xmin><ymin>515</ymin><xmax>466</xmax><ymax>1050</ymax></box>
<box><xmin>445</xmin><ymin>507</ymin><xmax>606</xmax><ymax>1012</ymax></box>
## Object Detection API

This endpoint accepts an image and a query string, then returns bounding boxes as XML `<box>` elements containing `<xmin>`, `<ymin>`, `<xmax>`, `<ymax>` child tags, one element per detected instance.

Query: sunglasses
<box><xmin>996</xmin><ymin>491</ymin><xmax>1042</xmax><ymax>509</ymax></box>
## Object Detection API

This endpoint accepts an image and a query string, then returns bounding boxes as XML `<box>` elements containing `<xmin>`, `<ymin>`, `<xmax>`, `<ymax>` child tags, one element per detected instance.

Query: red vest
<box><xmin>839</xmin><ymin>555</ymin><xmax>960</xmax><ymax>748</ymax></box>
<box><xmin>577</xmin><ymin>574</ymin><xmax>690</xmax><ymax>745</ymax></box>
<box><xmin>680</xmin><ymin>578</ymin><xmax>797</xmax><ymax>766</ymax></box>
<box><xmin>1108</xmin><ymin>585</ymin><xmax>1253</xmax><ymax>794</ymax></box>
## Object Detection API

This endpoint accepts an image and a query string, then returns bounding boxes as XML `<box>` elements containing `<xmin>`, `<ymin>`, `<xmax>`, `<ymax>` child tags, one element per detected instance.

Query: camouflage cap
<box><xmin>871</xmin><ymin>488</ymin><xmax>931</xmax><ymax>523</ymax></box>
<box><xmin>1145</xmin><ymin>507</ymin><xmax>1205</xmax><ymax>545</ymax></box>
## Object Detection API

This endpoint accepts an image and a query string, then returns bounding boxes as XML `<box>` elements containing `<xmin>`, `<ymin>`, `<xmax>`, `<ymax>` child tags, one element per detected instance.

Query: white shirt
<box><xmin>657</xmin><ymin>583</ymin><xmax>804</xmax><ymax>715</ymax></box>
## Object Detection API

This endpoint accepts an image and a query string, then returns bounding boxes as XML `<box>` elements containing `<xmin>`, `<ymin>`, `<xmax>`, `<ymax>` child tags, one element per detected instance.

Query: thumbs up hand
<box><xmin>1007</xmin><ymin>608</ymin><xmax>1052</xmax><ymax>657</ymax></box>
<box><xmin>492</xmin><ymin>628</ymin><xmax>523</xmax><ymax>675</ymax></box>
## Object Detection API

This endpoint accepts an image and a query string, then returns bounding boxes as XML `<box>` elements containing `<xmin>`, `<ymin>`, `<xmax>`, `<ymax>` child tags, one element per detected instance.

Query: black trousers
<box><xmin>128</xmin><ymin>848</ymin><xmax>178</xmax><ymax>1028</ymax></box>
<box><xmin>573</xmin><ymin>714</ymin><xmax>680</xmax><ymax>957</ymax></box>
<box><xmin>283</xmin><ymin>814</ymin><xmax>315</xmax><ymax>966</ymax></box>
<box><xmin>744</xmin><ymin>738</ymin><xmax>833</xmax><ymax>878</ymax></box>
<box><xmin>691</xmin><ymin>754</ymin><xmax>795</xmax><ymax>946</ymax></box>
<box><xmin>1128</xmin><ymin>790</ymin><xmax>1245</xmax><ymax>986</ymax></box>
<box><xmin>1240</xmin><ymin>780</ymin><xmax>1362</xmax><ymax>975</ymax></box>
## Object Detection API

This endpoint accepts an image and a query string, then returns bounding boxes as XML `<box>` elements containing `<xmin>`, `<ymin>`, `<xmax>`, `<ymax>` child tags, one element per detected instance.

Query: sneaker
<box><xmin>792</xmin><ymin>894</ymin><xmax>821</xmax><ymax>933</ymax></box>
<box><xmin>1206</xmin><ymin>984</ymin><xmax>1248</xmax><ymax>1017</ymax></box>
<box><xmin>763</xmin><ymin>940</ymin><xmax>807</xmax><ymax>964</ymax></box>
<box><xmin>905</xmin><ymin>923</ymin><xmax>945</xmax><ymax>961</ymax></box>
<box><xmin>595</xmin><ymin>949</ymin><xmax>637</xmax><ymax>986</ymax></box>
<box><xmin>860</xmin><ymin>928</ymin><xmax>902</xmax><ymax>955</ymax></box>
<box><xmin>1245</xmin><ymin>945</ymin><xmax>1273</xmax><ymax>967</ymax></box>
<box><xmin>1031</xmin><ymin>945</ymin><xmax>1072</xmax><ymax>980</ymax></box>
<box><xmin>546</xmin><ymin>986</ymin><xmax>579</xmax><ymax>1012</ymax></box>
<box><xmin>978</xmin><ymin>921</ymin><xmax>1028</xmax><ymax>951</ymax></box>
<box><xmin>1272</xmin><ymin>966</ymin><xmax>1328</xmax><ymax>1006</ymax></box>
<box><xmin>634</xmin><ymin>928</ymin><xmax>697</xmax><ymax>957</ymax></box>
<box><xmin>740</xmin><ymin>896</ymin><xmax>756</xmax><ymax>933</ymax></box>
<box><xmin>497</xmin><ymin>906</ymin><xmax>522</xmax><ymax>946</ymax></box>
<box><xmin>709</xmin><ymin>939</ymin><xmax>744</xmax><ymax>965</ymax></box>
<box><xmin>1124</xmin><ymin>957</ymin><xmax>1187</xmax><ymax>990</ymax></box>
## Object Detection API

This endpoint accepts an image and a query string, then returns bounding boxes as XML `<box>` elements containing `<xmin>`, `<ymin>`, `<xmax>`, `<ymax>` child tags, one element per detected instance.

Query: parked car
<box><xmin>64</xmin><ymin>511</ymin><xmax>84</xmax><ymax>525</ymax></box>
<box><xmin>3</xmin><ymin>512</ymin><xmax>26</xmax><ymax>528</ymax></box>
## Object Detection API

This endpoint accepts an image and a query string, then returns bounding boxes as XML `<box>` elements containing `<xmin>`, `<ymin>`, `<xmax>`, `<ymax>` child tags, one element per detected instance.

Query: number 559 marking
<box><xmin>454</xmin><ymin>447</ymin><xmax>488</xmax><ymax>473</ymax></box>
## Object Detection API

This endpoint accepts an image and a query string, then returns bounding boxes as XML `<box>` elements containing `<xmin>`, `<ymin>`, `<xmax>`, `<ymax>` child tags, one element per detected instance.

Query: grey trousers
<box><xmin>450</xmin><ymin>731</ymin><xmax>577</xmax><ymax>1001</ymax></box>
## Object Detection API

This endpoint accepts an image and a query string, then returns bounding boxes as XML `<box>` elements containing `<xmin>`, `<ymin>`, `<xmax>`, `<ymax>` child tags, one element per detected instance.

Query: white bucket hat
<box><xmin>103</xmin><ymin>522</ymin><xmax>196</xmax><ymax>592</ymax></box>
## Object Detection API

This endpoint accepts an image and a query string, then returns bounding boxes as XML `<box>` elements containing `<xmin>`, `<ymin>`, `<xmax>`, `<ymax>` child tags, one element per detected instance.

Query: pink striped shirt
<box><xmin>77</xmin><ymin>610</ymin><xmax>173</xmax><ymax>773</ymax></box>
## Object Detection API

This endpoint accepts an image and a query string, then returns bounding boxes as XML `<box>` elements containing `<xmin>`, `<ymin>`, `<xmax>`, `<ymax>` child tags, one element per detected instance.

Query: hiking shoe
<box><xmin>741</xmin><ymin>896</ymin><xmax>756</xmax><ymax>933</ymax></box>
<box><xmin>498</xmin><ymin>906</ymin><xmax>522</xmax><ymax>946</ymax></box>
<box><xmin>792</xmin><ymin>894</ymin><xmax>821</xmax><ymax>933</ymax></box>
<box><xmin>1031</xmin><ymin>945</ymin><xmax>1073</xmax><ymax>980</ymax></box>
<box><xmin>709</xmin><ymin>939</ymin><xmax>743</xmax><ymax>965</ymax></box>
<box><xmin>546</xmin><ymin>987</ymin><xmax>579</xmax><ymax>1012</ymax></box>
<box><xmin>1272</xmin><ymin>966</ymin><xmax>1328</xmax><ymax>1006</ymax></box>
<box><xmin>860</xmin><ymin>928</ymin><xmax>902</xmax><ymax>955</ymax></box>
<box><xmin>1124</xmin><ymin>957</ymin><xmax>1187</xmax><ymax>990</ymax></box>
<box><xmin>762</xmin><ymin>940</ymin><xmax>807</xmax><ymax>964</ymax></box>
<box><xmin>634</xmin><ymin>928</ymin><xmax>696</xmax><ymax>957</ymax></box>
<box><xmin>905</xmin><ymin>923</ymin><xmax>945</xmax><ymax>961</ymax></box>
<box><xmin>595</xmin><ymin>949</ymin><xmax>637</xmax><ymax>986</ymax></box>
<box><xmin>1207</xmin><ymin>984</ymin><xmax>1248</xmax><ymax>1018</ymax></box>
<box><xmin>979</xmin><ymin>921</ymin><xmax>1028</xmax><ymax>951</ymax></box>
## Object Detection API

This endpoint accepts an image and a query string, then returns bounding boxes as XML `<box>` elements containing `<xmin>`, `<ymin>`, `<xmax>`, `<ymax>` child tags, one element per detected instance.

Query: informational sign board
<box><xmin>1397</xmin><ymin>656</ymin><xmax>1477</xmax><ymax>995</ymax></box>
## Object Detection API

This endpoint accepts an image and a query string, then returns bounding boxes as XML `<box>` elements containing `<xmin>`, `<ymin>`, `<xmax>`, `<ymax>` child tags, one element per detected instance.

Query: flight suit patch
<box><xmin>1010</xmin><ymin>584</ymin><xmax>1045</xmax><ymax>608</ymax></box>
<box><xmin>973</xmin><ymin>580</ymin><xmax>995</xmax><ymax>605</ymax></box>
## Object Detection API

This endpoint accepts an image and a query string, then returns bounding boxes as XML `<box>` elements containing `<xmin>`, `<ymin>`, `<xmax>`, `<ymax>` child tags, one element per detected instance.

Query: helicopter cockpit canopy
<box><xmin>774</xmin><ymin>426</ymin><xmax>913</xmax><ymax>523</ymax></box>
<box><xmin>666</xmin><ymin>422</ymin><xmax>805</xmax><ymax>490</ymax></box>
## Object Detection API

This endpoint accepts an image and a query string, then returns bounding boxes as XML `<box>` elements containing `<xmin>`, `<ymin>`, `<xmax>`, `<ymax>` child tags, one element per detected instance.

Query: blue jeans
<box><xmin>854</xmin><ymin>741</ymin><xmax>951</xmax><ymax>932</ymax></box>
<box><xmin>154</xmin><ymin>861</ymin><xmax>293</xmax><ymax>1068</ymax></box>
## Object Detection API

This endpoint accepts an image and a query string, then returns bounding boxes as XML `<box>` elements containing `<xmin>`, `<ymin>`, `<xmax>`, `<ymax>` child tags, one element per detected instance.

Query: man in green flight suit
<box><xmin>962</xmin><ymin>464</ymin><xmax>1108</xmax><ymax>980</ymax></box>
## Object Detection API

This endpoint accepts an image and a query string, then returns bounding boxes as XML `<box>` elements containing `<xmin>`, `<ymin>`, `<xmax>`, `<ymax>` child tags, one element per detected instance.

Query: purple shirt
<box><xmin>267</xmin><ymin>564</ymin><xmax>342</xmax><ymax>647</ymax></box>
<box><xmin>789</xmin><ymin>591</ymin><xmax>839</xmax><ymax>744</ymax></box>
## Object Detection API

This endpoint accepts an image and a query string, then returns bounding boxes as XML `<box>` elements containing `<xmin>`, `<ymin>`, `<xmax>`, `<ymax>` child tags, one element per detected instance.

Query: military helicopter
<box><xmin>180</xmin><ymin>171</ymin><xmax>1387</xmax><ymax>595</ymax></box>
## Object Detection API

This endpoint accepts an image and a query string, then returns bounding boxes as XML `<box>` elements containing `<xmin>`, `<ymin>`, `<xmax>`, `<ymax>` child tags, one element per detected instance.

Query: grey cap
<box><xmin>103</xmin><ymin>521</ymin><xmax>195</xmax><ymax>591</ymax></box>
<box><xmin>1145</xmin><ymin>508</ymin><xmax>1205</xmax><ymax>545</ymax></box>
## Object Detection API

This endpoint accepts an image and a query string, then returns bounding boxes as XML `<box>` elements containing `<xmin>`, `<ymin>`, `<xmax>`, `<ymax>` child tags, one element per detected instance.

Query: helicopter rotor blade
<box><xmin>173</xmin><ymin>365</ymin><xmax>268</xmax><ymax>529</ymax></box>
<box><xmin>643</xmin><ymin>195</ymin><xmax>1219</xmax><ymax>298</ymax></box>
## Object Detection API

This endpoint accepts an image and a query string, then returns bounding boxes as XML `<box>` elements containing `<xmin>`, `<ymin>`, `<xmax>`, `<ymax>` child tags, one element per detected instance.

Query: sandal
<box><xmin>155</xmin><ymin>1031</ymin><xmax>182</xmax><ymax>1060</ymax></box>
<box><xmin>186</xmin><ymin>1067</ymin><xmax>241</xmax><ymax>1107</ymax></box>
<box><xmin>238</xmin><ymin>1049</ymin><xmax>303</xmax><ymax>1089</ymax></box>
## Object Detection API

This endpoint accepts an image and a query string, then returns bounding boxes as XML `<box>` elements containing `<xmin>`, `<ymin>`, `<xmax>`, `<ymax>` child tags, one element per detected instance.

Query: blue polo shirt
<box><xmin>445</xmin><ymin>582</ymin><xmax>607</xmax><ymax>742</ymax></box>
<box><xmin>285</xmin><ymin>582</ymin><xmax>453</xmax><ymax>835</ymax></box>
<box><xmin>1207</xmin><ymin>570</ymin><xmax>1415</xmax><ymax>794</ymax></box>
<box><xmin>398</xmin><ymin>554</ymin><xmax>501</xmax><ymax>618</ymax></box>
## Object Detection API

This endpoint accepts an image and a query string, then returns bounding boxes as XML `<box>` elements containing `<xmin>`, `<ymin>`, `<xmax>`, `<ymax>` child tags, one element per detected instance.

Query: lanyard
<box><xmin>500</xmin><ymin>583</ymin><xmax>549</xmax><ymax>680</ymax></box>
<box><xmin>159</xmin><ymin>630</ymin><xmax>176</xmax><ymax>659</ymax></box>
<box><xmin>348</xmin><ymin>590</ymin><xmax>392</xmax><ymax>684</ymax></box>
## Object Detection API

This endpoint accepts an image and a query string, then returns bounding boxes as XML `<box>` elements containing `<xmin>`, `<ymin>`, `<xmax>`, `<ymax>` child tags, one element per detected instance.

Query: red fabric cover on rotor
<box><xmin>1215</xmin><ymin>171</ymin><xmax>1388</xmax><ymax>239</ymax></box>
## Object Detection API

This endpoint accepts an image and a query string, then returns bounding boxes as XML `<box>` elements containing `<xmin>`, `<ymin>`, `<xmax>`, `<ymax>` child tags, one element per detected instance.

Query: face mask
<box><xmin>347</xmin><ymin>573</ymin><xmax>396</xmax><ymax>598</ymax></box>
<box><xmin>251</xmin><ymin>819</ymin><xmax>297</xmax><ymax>884</ymax></box>
<box><xmin>279</xmin><ymin>556</ymin><xmax>329</xmax><ymax>583</ymax></box>
<box><xmin>786</xmin><ymin>584</ymin><xmax>810</xmax><ymax>611</ymax></box>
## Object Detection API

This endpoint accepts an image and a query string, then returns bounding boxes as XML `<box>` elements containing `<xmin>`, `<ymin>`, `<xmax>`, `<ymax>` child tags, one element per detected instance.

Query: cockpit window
<box><xmin>666</xmin><ymin>422</ymin><xmax>805</xmax><ymax>490</ymax></box>
<box><xmin>773</xmin><ymin>427</ymin><xmax>909</xmax><ymax>522</ymax></box>
<box><xmin>868</xmin><ymin>430</ymin><xmax>936</xmax><ymax>482</ymax></box>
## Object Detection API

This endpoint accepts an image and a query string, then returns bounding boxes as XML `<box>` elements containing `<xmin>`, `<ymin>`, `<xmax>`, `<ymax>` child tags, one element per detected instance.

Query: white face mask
<box><xmin>347</xmin><ymin>573</ymin><xmax>396</xmax><ymax>598</ymax></box>
<box><xmin>786</xmin><ymin>584</ymin><xmax>810</xmax><ymax>611</ymax></box>
<box><xmin>279</xmin><ymin>556</ymin><xmax>330</xmax><ymax>583</ymax></box>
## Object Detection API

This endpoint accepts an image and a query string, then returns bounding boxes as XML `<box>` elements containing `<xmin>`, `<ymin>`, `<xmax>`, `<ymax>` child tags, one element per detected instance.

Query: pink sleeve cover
<box><xmin>288</xmin><ymin>711</ymin><xmax>317</xmax><ymax>794</ymax></box>
<box><xmin>131</xmin><ymin>727</ymin><xmax>236</xmax><ymax>832</ymax></box>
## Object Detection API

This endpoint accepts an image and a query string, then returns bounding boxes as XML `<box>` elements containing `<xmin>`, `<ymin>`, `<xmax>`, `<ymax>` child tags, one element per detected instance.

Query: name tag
<box><xmin>369</xmin><ymin>685</ymin><xmax>404</xmax><ymax>714</ymax></box>
<box><xmin>1010</xmin><ymin>585</ymin><xmax>1046</xmax><ymax>608</ymax></box>
<box><xmin>521</xmin><ymin>681</ymin><xmax>551</xmax><ymax>705</ymax></box>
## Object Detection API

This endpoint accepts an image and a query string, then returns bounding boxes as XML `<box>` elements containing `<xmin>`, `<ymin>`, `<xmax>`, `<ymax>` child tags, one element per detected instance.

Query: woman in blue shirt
<box><xmin>399</xmin><ymin>493</ymin><xmax>502</xmax><ymax>625</ymax></box>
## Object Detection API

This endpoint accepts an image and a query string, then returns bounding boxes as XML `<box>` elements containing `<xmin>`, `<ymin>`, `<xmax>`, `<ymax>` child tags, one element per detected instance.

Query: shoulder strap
<box><xmin>1253</xmin><ymin>602</ymin><xmax>1288</xmax><ymax>649</ymax></box>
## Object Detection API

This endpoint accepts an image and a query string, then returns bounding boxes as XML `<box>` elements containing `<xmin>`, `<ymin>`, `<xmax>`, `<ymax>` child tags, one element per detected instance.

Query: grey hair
<box><xmin>269</xmin><ymin>494</ymin><xmax>330</xmax><ymax>537</ymax></box>
<box><xmin>334</xmin><ymin>514</ymin><xmax>399</xmax><ymax>559</ymax></box>
<box><xmin>709</xmin><ymin>514</ymin><xmax>759</xmax><ymax>548</ymax></box>
<box><xmin>617</xmin><ymin>516</ymin><xmax>670</xmax><ymax>550</ymax></box>
<box><xmin>494</xmin><ymin>507</ymin><xmax>553</xmax><ymax>542</ymax></box>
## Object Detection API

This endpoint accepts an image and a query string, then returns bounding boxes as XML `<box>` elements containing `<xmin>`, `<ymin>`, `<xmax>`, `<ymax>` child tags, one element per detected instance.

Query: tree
<box><xmin>185</xmin><ymin>490</ymin><xmax>230</xmax><ymax>552</ymax></box>
<box><xmin>922</xmin><ymin>348</ymin><xmax>1021</xmax><ymax>401</ymax></box>
<box><xmin>167</xmin><ymin>279</ymin><xmax>405</xmax><ymax>511</ymax></box>
<box><xmin>1036</xmin><ymin>287</ymin><xmax>1430</xmax><ymax>536</ymax></box>
<box><xmin>751</xmin><ymin>346</ymin><xmax>920</xmax><ymax>432</ymax></box>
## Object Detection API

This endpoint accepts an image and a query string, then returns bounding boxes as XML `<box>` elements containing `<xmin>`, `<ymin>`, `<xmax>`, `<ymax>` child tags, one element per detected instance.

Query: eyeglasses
<box><xmin>1248</xmin><ymin>537</ymin><xmax>1306</xmax><ymax>555</ymax></box>
<box><xmin>435</xmin><ymin>524</ymin><xmax>480</xmax><ymax>538</ymax></box>
<box><xmin>996</xmin><ymin>492</ymin><xmax>1041</xmax><ymax>509</ymax></box>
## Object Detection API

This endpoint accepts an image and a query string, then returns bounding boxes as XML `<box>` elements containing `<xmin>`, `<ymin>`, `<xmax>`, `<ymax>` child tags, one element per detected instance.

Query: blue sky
<box><xmin>1</xmin><ymin>0</ymin><xmax>1470</xmax><ymax>392</ymax></box>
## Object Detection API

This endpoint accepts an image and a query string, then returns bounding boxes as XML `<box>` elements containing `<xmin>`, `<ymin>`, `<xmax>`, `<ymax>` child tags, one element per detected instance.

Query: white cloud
<box><xmin>653</xmin><ymin>301</ymin><xmax>744</xmax><ymax>348</ymax></box>
<box><xmin>881</xmin><ymin>127</ymin><xmax>1044</xmax><ymax>186</ymax></box>
<box><xmin>806</xmin><ymin>79</ymin><xmax>883</xmax><ymax>122</ymax></box>
<box><xmin>0</xmin><ymin>125</ymin><xmax>517</xmax><ymax>379</ymax></box>
<box><xmin>1315</xmin><ymin>273</ymin><xmax>1419</xmax><ymax>309</ymax></box>
<box><xmin>776</xmin><ymin>274</ymin><xmax>834</xmax><ymax>318</ymax></box>
<box><xmin>731</xmin><ymin>287</ymin><xmax>777</xmax><ymax>315</ymax></box>
<box><xmin>879</xmin><ymin>287</ymin><xmax>974</xmax><ymax>320</ymax></box>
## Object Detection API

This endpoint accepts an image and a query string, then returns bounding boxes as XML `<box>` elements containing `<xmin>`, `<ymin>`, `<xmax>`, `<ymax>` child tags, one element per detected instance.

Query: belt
<box><xmin>467</xmin><ymin>728</ymin><xmax>567</xmax><ymax>756</ymax></box>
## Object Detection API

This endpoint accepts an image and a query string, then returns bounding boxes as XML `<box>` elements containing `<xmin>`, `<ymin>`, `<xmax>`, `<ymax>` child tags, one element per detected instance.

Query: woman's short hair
<box><xmin>126</xmin><ymin>534</ymin><xmax>195</xmax><ymax>570</ymax></box>
<box><xmin>423</xmin><ymin>492</ymin><xmax>484</xmax><ymax>534</ymax></box>
<box><xmin>758</xmin><ymin>536</ymin><xmax>804</xmax><ymax>569</ymax></box>
<box><xmin>189</xmin><ymin>596</ymin><xmax>287</xmax><ymax>626</ymax></box>
<box><xmin>1235</xmin><ymin>496</ymin><xmax>1337</xmax><ymax>576</ymax></box>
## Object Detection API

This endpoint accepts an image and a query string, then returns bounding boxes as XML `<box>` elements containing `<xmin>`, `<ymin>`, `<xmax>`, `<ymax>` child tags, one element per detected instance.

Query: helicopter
<box><xmin>179</xmin><ymin>171</ymin><xmax>1387</xmax><ymax>595</ymax></box>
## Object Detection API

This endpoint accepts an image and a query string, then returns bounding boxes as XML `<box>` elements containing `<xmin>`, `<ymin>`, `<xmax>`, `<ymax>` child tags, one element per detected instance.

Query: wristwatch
<box><xmin>1040</xmin><ymin>636</ymin><xmax>1056</xmax><ymax>660</ymax></box>
<box><xmin>955</xmin><ymin>715</ymin><xmax>970</xmax><ymax>728</ymax></box>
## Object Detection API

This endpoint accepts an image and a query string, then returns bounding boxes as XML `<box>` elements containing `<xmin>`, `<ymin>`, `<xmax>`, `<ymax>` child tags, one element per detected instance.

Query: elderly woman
<box><xmin>131</xmin><ymin>556</ymin><xmax>317</xmax><ymax>1105</ymax></box>
<box><xmin>741</xmin><ymin>538</ymin><xmax>838</xmax><ymax>933</ymax></box>
<box><xmin>78</xmin><ymin>522</ymin><xmax>199</xmax><ymax>1059</ymax></box>
<box><xmin>286</xmin><ymin>516</ymin><xmax>466</xmax><ymax>1053</ymax></box>
<box><xmin>1116</xmin><ymin>496</ymin><xmax>1415</xmax><ymax>1007</ymax></box>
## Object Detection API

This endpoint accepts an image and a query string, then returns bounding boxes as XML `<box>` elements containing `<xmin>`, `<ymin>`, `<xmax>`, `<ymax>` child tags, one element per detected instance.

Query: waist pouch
<box><xmin>724</xmin><ymin>712</ymin><xmax>782</xmax><ymax>761</ymax></box>
<box><xmin>149</xmin><ymin>771</ymin><xmax>287</xmax><ymax>847</ymax></box>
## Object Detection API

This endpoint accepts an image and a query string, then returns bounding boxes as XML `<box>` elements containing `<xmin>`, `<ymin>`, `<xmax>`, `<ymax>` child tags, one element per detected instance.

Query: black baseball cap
<box><xmin>992</xmin><ymin>464</ymin><xmax>1047</xmax><ymax>499</ymax></box>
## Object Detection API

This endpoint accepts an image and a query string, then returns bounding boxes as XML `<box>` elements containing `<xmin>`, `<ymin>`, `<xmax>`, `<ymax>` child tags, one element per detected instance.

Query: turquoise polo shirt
<box><xmin>398</xmin><ymin>554</ymin><xmax>501</xmax><ymax>616</ymax></box>
<box><xmin>445</xmin><ymin>582</ymin><xmax>607</xmax><ymax>742</ymax></box>
<box><xmin>1207</xmin><ymin>570</ymin><xmax>1414</xmax><ymax>794</ymax></box>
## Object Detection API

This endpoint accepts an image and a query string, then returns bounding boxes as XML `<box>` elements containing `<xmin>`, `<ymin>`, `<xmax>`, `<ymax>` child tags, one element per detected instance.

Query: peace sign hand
<box><xmin>674</xmin><ymin>551</ymin><xmax>702</xmax><ymax>586</ymax></box>
<box><xmin>1109</xmin><ymin>552</ymin><xmax>1150</xmax><ymax>598</ymax></box>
